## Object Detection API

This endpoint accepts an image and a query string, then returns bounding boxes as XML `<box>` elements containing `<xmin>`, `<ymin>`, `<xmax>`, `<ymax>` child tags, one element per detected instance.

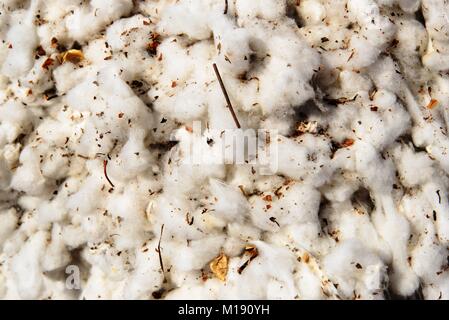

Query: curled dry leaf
<box><xmin>61</xmin><ymin>49</ymin><xmax>84</xmax><ymax>64</ymax></box>
<box><xmin>210</xmin><ymin>252</ymin><xmax>228</xmax><ymax>281</ymax></box>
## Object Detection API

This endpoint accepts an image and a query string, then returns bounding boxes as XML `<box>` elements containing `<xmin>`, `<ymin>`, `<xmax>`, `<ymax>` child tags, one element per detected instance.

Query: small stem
<box><xmin>213</xmin><ymin>63</ymin><xmax>241</xmax><ymax>129</ymax></box>
<box><xmin>103</xmin><ymin>159</ymin><xmax>115</xmax><ymax>188</ymax></box>
<box><xmin>157</xmin><ymin>224</ymin><xmax>165</xmax><ymax>274</ymax></box>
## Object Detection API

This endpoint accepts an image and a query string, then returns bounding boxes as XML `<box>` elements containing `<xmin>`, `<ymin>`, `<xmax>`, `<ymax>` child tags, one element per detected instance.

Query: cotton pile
<box><xmin>0</xmin><ymin>0</ymin><xmax>449</xmax><ymax>300</ymax></box>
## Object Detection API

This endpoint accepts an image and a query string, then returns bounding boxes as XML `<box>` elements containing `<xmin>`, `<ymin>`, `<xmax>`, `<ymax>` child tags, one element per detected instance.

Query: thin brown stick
<box><xmin>103</xmin><ymin>159</ymin><xmax>115</xmax><ymax>188</ymax></box>
<box><xmin>224</xmin><ymin>0</ymin><xmax>228</xmax><ymax>14</ymax></box>
<box><xmin>157</xmin><ymin>224</ymin><xmax>165</xmax><ymax>274</ymax></box>
<box><xmin>213</xmin><ymin>63</ymin><xmax>241</xmax><ymax>129</ymax></box>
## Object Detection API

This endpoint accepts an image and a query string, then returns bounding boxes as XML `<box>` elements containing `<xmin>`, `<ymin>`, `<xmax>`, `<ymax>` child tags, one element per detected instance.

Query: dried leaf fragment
<box><xmin>41</xmin><ymin>57</ymin><xmax>54</xmax><ymax>70</ymax></box>
<box><xmin>210</xmin><ymin>252</ymin><xmax>228</xmax><ymax>281</ymax></box>
<box><xmin>237</xmin><ymin>245</ymin><xmax>259</xmax><ymax>274</ymax></box>
<box><xmin>263</xmin><ymin>194</ymin><xmax>272</xmax><ymax>202</ymax></box>
<box><xmin>147</xmin><ymin>33</ymin><xmax>161</xmax><ymax>56</ymax></box>
<box><xmin>303</xmin><ymin>252</ymin><xmax>310</xmax><ymax>263</ymax></box>
<box><xmin>341</xmin><ymin>138</ymin><xmax>355</xmax><ymax>148</ymax></box>
<box><xmin>426</xmin><ymin>99</ymin><xmax>439</xmax><ymax>110</ymax></box>
<box><xmin>61</xmin><ymin>49</ymin><xmax>84</xmax><ymax>64</ymax></box>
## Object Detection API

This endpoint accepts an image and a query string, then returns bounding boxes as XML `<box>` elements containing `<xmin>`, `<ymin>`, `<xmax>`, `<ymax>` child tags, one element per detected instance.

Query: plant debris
<box><xmin>210</xmin><ymin>252</ymin><xmax>228</xmax><ymax>281</ymax></box>
<box><xmin>147</xmin><ymin>33</ymin><xmax>161</xmax><ymax>56</ymax></box>
<box><xmin>41</xmin><ymin>57</ymin><xmax>54</xmax><ymax>70</ymax></box>
<box><xmin>156</xmin><ymin>224</ymin><xmax>166</xmax><ymax>281</ymax></box>
<box><xmin>213</xmin><ymin>63</ymin><xmax>241</xmax><ymax>129</ymax></box>
<box><xmin>237</xmin><ymin>245</ymin><xmax>259</xmax><ymax>274</ymax></box>
<box><xmin>61</xmin><ymin>49</ymin><xmax>84</xmax><ymax>64</ymax></box>
<box><xmin>426</xmin><ymin>99</ymin><xmax>439</xmax><ymax>110</ymax></box>
<box><xmin>103</xmin><ymin>159</ymin><xmax>115</xmax><ymax>188</ymax></box>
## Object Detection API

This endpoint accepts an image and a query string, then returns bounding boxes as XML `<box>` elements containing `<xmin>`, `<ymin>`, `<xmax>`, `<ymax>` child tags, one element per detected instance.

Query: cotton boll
<box><xmin>274</xmin><ymin>134</ymin><xmax>332</xmax><ymax>186</ymax></box>
<box><xmin>165</xmin><ymin>235</ymin><xmax>225</xmax><ymax>273</ymax></box>
<box><xmin>36</xmin><ymin>198</ymin><xmax>67</xmax><ymax>226</ymax></box>
<box><xmin>395</xmin><ymin>19</ymin><xmax>428</xmax><ymax>57</ymax></box>
<box><xmin>346</xmin><ymin>36</ymin><xmax>382</xmax><ymax>69</ymax></box>
<box><xmin>65</xmin><ymin>0</ymin><xmax>133</xmax><ymax>42</ymax></box>
<box><xmin>122</xmin><ymin>241</ymin><xmax>164</xmax><ymax>299</ymax></box>
<box><xmin>40</xmin><ymin>148</ymin><xmax>71</xmax><ymax>180</ymax></box>
<box><xmin>258</xmin><ymin>34</ymin><xmax>319</xmax><ymax>114</ymax></box>
<box><xmin>151</xmin><ymin>41</ymin><xmax>215</xmax><ymax>122</ymax></box>
<box><xmin>422</xmin><ymin>0</ymin><xmax>449</xmax><ymax>52</ymax></box>
<box><xmin>398</xmin><ymin>0</ymin><xmax>421</xmax><ymax>12</ymax></box>
<box><xmin>209</xmin><ymin>178</ymin><xmax>248</xmax><ymax>223</ymax></box>
<box><xmin>66</xmin><ymin>174</ymin><xmax>104</xmax><ymax>216</ymax></box>
<box><xmin>399</xmin><ymin>192</ymin><xmax>446</xmax><ymax>283</ymax></box>
<box><xmin>108</xmin><ymin>130</ymin><xmax>154</xmax><ymax>181</ymax></box>
<box><xmin>211</xmin><ymin>19</ymin><xmax>252</xmax><ymax>77</ymax></box>
<box><xmin>83</xmin><ymin>244</ymin><xmax>132</xmax><ymax>284</ymax></box>
<box><xmin>224</xmin><ymin>241</ymin><xmax>297</xmax><ymax>299</ymax></box>
<box><xmin>162</xmin><ymin>127</ymin><xmax>226</xmax><ymax>196</ymax></box>
<box><xmin>9</xmin><ymin>231</ymin><xmax>47</xmax><ymax>299</ymax></box>
<box><xmin>325</xmin><ymin>201</ymin><xmax>391</xmax><ymax>260</ymax></box>
<box><xmin>259</xmin><ymin>110</ymin><xmax>296</xmax><ymax>136</ymax></box>
<box><xmin>431</xmin><ymin>76</ymin><xmax>449</xmax><ymax>116</ymax></box>
<box><xmin>321</xmin><ymin>173</ymin><xmax>360</xmax><ymax>203</ymax></box>
<box><xmin>42</xmin><ymin>224</ymin><xmax>70</xmax><ymax>272</ymax></box>
<box><xmin>355</xmin><ymin>93</ymin><xmax>411</xmax><ymax>150</ymax></box>
<box><xmin>322</xmin><ymin>239</ymin><xmax>387</xmax><ymax>299</ymax></box>
<box><xmin>339</xmin><ymin>71</ymin><xmax>373</xmax><ymax>96</ymax></box>
<box><xmin>105</xmin><ymin>189</ymin><xmax>148</xmax><ymax>250</ymax></box>
<box><xmin>67</xmin><ymin>68</ymin><xmax>153</xmax><ymax>158</ymax></box>
<box><xmin>423</xmin><ymin>52</ymin><xmax>449</xmax><ymax>73</ymax></box>
<box><xmin>155</xmin><ymin>39</ymin><xmax>193</xmax><ymax>84</ymax></box>
<box><xmin>155</xmin><ymin>82</ymin><xmax>210</xmax><ymax>122</ymax></box>
<box><xmin>36</xmin><ymin>117</ymin><xmax>74</xmax><ymax>147</ymax></box>
<box><xmin>10</xmin><ymin>145</ymin><xmax>51</xmax><ymax>196</ymax></box>
<box><xmin>411</xmin><ymin>236</ymin><xmax>446</xmax><ymax>281</ymax></box>
<box><xmin>353</xmin><ymin>141</ymin><xmax>395</xmax><ymax>193</ymax></box>
<box><xmin>151</xmin><ymin>194</ymin><xmax>205</xmax><ymax>241</ymax></box>
<box><xmin>1</xmin><ymin>11</ymin><xmax>37</xmax><ymax>79</ymax></box>
<box><xmin>298</xmin><ymin>0</ymin><xmax>326</xmax><ymax>25</ymax></box>
<box><xmin>392</xmin><ymin>144</ymin><xmax>434</xmax><ymax>187</ymax></box>
<box><xmin>423</xmin><ymin>274</ymin><xmax>449</xmax><ymax>300</ymax></box>
<box><xmin>80</xmin><ymin>265</ymin><xmax>124</xmax><ymax>299</ymax></box>
<box><xmin>236</xmin><ymin>0</ymin><xmax>287</xmax><ymax>21</ymax></box>
<box><xmin>0</xmin><ymin>208</ymin><xmax>18</xmax><ymax>249</ymax></box>
<box><xmin>227</xmin><ymin>222</ymin><xmax>261</xmax><ymax>243</ymax></box>
<box><xmin>422</xmin><ymin>182</ymin><xmax>449</xmax><ymax>244</ymax></box>
<box><xmin>105</xmin><ymin>15</ymin><xmax>153</xmax><ymax>52</ymax></box>
<box><xmin>368</xmin><ymin>56</ymin><xmax>404</xmax><ymax>96</ymax></box>
<box><xmin>294</xmin><ymin>264</ymin><xmax>324</xmax><ymax>299</ymax></box>
<box><xmin>371</xmin><ymin>196</ymin><xmax>419</xmax><ymax>296</ymax></box>
<box><xmin>61</xmin><ymin>224</ymin><xmax>88</xmax><ymax>249</ymax></box>
<box><xmin>158</xmin><ymin>0</ymin><xmax>212</xmax><ymax>40</ymax></box>
<box><xmin>0</xmin><ymin>101</ymin><xmax>33</xmax><ymax>143</ymax></box>
<box><xmin>53</xmin><ymin>63</ymin><xmax>91</xmax><ymax>95</ymax></box>
<box><xmin>250</xmin><ymin>183</ymin><xmax>321</xmax><ymax>233</ymax></box>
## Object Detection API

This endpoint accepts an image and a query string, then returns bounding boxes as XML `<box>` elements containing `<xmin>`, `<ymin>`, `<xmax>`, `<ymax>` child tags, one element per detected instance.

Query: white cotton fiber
<box><xmin>1</xmin><ymin>12</ymin><xmax>37</xmax><ymax>78</ymax></box>
<box><xmin>1</xmin><ymin>0</ymin><xmax>449</xmax><ymax>301</ymax></box>
<box><xmin>236</xmin><ymin>0</ymin><xmax>287</xmax><ymax>21</ymax></box>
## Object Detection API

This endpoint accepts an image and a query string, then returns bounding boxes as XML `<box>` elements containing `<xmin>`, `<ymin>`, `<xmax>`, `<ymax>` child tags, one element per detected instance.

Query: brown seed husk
<box><xmin>61</xmin><ymin>49</ymin><xmax>84</xmax><ymax>64</ymax></box>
